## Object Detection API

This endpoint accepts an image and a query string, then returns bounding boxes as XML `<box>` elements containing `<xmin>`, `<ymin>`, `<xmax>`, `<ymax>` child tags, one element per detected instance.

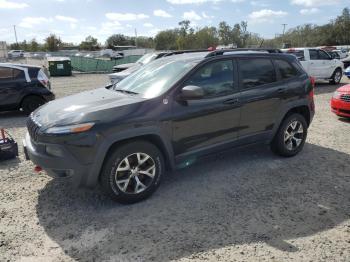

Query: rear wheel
<box><xmin>21</xmin><ymin>96</ymin><xmax>46</xmax><ymax>115</ymax></box>
<box><xmin>100</xmin><ymin>140</ymin><xmax>164</xmax><ymax>204</ymax></box>
<box><xmin>330</xmin><ymin>68</ymin><xmax>342</xmax><ymax>85</ymax></box>
<box><xmin>271</xmin><ymin>113</ymin><xmax>308</xmax><ymax>157</ymax></box>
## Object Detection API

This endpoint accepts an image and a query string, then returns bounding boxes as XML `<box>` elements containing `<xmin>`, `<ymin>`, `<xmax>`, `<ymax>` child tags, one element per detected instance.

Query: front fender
<box><xmin>83</xmin><ymin>126</ymin><xmax>174</xmax><ymax>187</ymax></box>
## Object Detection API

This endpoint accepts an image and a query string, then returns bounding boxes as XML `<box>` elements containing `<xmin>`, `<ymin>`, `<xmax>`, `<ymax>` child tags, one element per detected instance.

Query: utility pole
<box><xmin>13</xmin><ymin>25</ymin><xmax>18</xmax><ymax>47</ymax></box>
<box><xmin>282</xmin><ymin>23</ymin><xmax>287</xmax><ymax>36</ymax></box>
<box><xmin>281</xmin><ymin>23</ymin><xmax>287</xmax><ymax>48</ymax></box>
<box><xmin>134</xmin><ymin>28</ymin><xmax>138</xmax><ymax>48</ymax></box>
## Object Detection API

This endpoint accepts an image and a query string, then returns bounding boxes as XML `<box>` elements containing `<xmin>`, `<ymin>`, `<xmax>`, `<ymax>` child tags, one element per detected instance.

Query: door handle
<box><xmin>223</xmin><ymin>98</ymin><xmax>239</xmax><ymax>105</ymax></box>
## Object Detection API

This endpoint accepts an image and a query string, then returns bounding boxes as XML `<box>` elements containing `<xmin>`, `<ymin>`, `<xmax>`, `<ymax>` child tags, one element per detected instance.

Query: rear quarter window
<box><xmin>275</xmin><ymin>59</ymin><xmax>299</xmax><ymax>80</ymax></box>
<box><xmin>0</xmin><ymin>67</ymin><xmax>13</xmax><ymax>80</ymax></box>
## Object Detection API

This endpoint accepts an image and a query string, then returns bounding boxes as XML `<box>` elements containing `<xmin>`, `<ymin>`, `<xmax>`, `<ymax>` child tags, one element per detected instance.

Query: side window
<box><xmin>239</xmin><ymin>58</ymin><xmax>276</xmax><ymax>89</ymax></box>
<box><xmin>185</xmin><ymin>60</ymin><xmax>234</xmax><ymax>97</ymax></box>
<box><xmin>309</xmin><ymin>50</ymin><xmax>318</xmax><ymax>60</ymax></box>
<box><xmin>13</xmin><ymin>69</ymin><xmax>25</xmax><ymax>80</ymax></box>
<box><xmin>0</xmin><ymin>67</ymin><xmax>13</xmax><ymax>81</ymax></box>
<box><xmin>318</xmin><ymin>50</ymin><xmax>331</xmax><ymax>60</ymax></box>
<box><xmin>275</xmin><ymin>59</ymin><xmax>299</xmax><ymax>80</ymax></box>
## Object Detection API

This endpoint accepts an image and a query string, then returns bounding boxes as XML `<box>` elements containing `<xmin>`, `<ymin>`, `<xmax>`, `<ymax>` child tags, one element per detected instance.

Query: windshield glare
<box><xmin>137</xmin><ymin>53</ymin><xmax>157</xmax><ymax>65</ymax></box>
<box><xmin>114</xmin><ymin>59</ymin><xmax>196</xmax><ymax>98</ymax></box>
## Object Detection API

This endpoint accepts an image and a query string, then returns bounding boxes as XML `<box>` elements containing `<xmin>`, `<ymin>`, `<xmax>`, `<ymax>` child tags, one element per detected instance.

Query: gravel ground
<box><xmin>0</xmin><ymin>74</ymin><xmax>349</xmax><ymax>262</ymax></box>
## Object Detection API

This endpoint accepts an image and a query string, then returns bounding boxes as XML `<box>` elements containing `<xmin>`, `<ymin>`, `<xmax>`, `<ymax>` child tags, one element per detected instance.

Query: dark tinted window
<box><xmin>275</xmin><ymin>59</ymin><xmax>299</xmax><ymax>79</ymax></box>
<box><xmin>186</xmin><ymin>60</ymin><xmax>234</xmax><ymax>97</ymax></box>
<box><xmin>309</xmin><ymin>50</ymin><xmax>318</xmax><ymax>60</ymax></box>
<box><xmin>239</xmin><ymin>58</ymin><xmax>276</xmax><ymax>89</ymax></box>
<box><xmin>13</xmin><ymin>69</ymin><xmax>25</xmax><ymax>80</ymax></box>
<box><xmin>318</xmin><ymin>50</ymin><xmax>330</xmax><ymax>60</ymax></box>
<box><xmin>0</xmin><ymin>67</ymin><xmax>13</xmax><ymax>80</ymax></box>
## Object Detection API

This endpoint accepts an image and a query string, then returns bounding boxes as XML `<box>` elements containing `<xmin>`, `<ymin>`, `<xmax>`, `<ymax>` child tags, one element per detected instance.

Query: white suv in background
<box><xmin>282</xmin><ymin>48</ymin><xmax>344</xmax><ymax>84</ymax></box>
<box><xmin>8</xmin><ymin>50</ymin><xmax>24</xmax><ymax>58</ymax></box>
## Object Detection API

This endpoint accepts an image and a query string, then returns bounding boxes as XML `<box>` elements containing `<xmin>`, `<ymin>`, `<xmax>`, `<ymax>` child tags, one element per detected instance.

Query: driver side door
<box><xmin>171</xmin><ymin>59</ymin><xmax>241</xmax><ymax>158</ymax></box>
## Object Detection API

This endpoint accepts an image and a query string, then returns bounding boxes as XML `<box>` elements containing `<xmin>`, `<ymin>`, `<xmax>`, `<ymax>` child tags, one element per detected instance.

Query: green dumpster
<box><xmin>47</xmin><ymin>57</ymin><xmax>72</xmax><ymax>76</ymax></box>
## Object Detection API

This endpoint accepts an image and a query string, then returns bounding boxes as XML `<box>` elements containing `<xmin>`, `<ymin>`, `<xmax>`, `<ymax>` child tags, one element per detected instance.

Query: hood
<box><xmin>337</xmin><ymin>84</ymin><xmax>350</xmax><ymax>93</ymax></box>
<box><xmin>33</xmin><ymin>87</ymin><xmax>144</xmax><ymax>127</ymax></box>
<box><xmin>109</xmin><ymin>63</ymin><xmax>142</xmax><ymax>80</ymax></box>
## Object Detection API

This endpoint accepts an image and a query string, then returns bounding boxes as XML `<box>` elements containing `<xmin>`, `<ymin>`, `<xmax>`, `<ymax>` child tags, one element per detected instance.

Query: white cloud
<box><xmin>248</xmin><ymin>9</ymin><xmax>287</xmax><ymax>23</ymax></box>
<box><xmin>55</xmin><ymin>15</ymin><xmax>78</xmax><ymax>23</ymax></box>
<box><xmin>250</xmin><ymin>0</ymin><xmax>269</xmax><ymax>7</ymax></box>
<box><xmin>300</xmin><ymin>7</ymin><xmax>319</xmax><ymax>15</ymax></box>
<box><xmin>143</xmin><ymin>23</ymin><xmax>154</xmax><ymax>28</ymax></box>
<box><xmin>167</xmin><ymin>0</ymin><xmax>221</xmax><ymax>4</ymax></box>
<box><xmin>19</xmin><ymin>17</ymin><xmax>52</xmax><ymax>28</ymax></box>
<box><xmin>201</xmin><ymin>11</ymin><xmax>214</xmax><ymax>19</ymax></box>
<box><xmin>153</xmin><ymin>9</ymin><xmax>172</xmax><ymax>18</ymax></box>
<box><xmin>183</xmin><ymin>10</ymin><xmax>202</xmax><ymax>20</ymax></box>
<box><xmin>291</xmin><ymin>0</ymin><xmax>340</xmax><ymax>7</ymax></box>
<box><xmin>0</xmin><ymin>0</ymin><xmax>28</xmax><ymax>9</ymax></box>
<box><xmin>105</xmin><ymin>13</ymin><xmax>149</xmax><ymax>21</ymax></box>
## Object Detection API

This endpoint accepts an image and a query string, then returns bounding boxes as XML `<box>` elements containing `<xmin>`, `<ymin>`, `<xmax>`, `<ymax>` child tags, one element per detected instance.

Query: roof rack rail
<box><xmin>163</xmin><ymin>49</ymin><xmax>209</xmax><ymax>57</ymax></box>
<box><xmin>205</xmin><ymin>48</ymin><xmax>282</xmax><ymax>57</ymax></box>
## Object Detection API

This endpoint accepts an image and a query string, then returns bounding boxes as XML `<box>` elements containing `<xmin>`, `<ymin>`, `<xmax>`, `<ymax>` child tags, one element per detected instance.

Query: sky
<box><xmin>0</xmin><ymin>0</ymin><xmax>348</xmax><ymax>45</ymax></box>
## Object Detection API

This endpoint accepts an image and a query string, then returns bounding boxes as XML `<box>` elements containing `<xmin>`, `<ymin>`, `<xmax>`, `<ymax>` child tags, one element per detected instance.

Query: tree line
<box><xmin>8</xmin><ymin>8</ymin><xmax>350</xmax><ymax>52</ymax></box>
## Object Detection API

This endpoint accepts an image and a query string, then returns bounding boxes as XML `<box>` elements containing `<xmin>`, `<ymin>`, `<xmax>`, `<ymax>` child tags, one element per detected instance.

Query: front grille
<box><xmin>340</xmin><ymin>94</ymin><xmax>350</xmax><ymax>103</ymax></box>
<box><xmin>26</xmin><ymin>115</ymin><xmax>41</xmax><ymax>141</ymax></box>
<box><xmin>339</xmin><ymin>108</ymin><xmax>350</xmax><ymax>114</ymax></box>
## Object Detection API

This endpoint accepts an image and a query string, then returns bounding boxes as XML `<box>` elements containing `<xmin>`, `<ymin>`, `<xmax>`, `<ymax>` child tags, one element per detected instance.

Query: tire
<box><xmin>329</xmin><ymin>68</ymin><xmax>342</xmax><ymax>85</ymax></box>
<box><xmin>271</xmin><ymin>113</ymin><xmax>308</xmax><ymax>157</ymax></box>
<box><xmin>21</xmin><ymin>96</ymin><xmax>46</xmax><ymax>115</ymax></box>
<box><xmin>100</xmin><ymin>140</ymin><xmax>164</xmax><ymax>204</ymax></box>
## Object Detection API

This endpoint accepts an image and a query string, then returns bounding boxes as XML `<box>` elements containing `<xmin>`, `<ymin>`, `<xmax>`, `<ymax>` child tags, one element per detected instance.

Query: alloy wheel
<box><xmin>284</xmin><ymin>120</ymin><xmax>304</xmax><ymax>151</ymax></box>
<box><xmin>115</xmin><ymin>152</ymin><xmax>156</xmax><ymax>194</ymax></box>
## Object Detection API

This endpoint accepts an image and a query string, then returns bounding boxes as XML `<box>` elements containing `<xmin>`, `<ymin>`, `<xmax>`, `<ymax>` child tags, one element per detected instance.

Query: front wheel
<box><xmin>100</xmin><ymin>141</ymin><xmax>164</xmax><ymax>204</ymax></box>
<box><xmin>271</xmin><ymin>113</ymin><xmax>308</xmax><ymax>157</ymax></box>
<box><xmin>329</xmin><ymin>68</ymin><xmax>342</xmax><ymax>85</ymax></box>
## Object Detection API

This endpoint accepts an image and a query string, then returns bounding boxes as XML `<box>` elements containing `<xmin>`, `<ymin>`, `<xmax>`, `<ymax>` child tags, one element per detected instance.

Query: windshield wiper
<box><xmin>114</xmin><ymin>89</ymin><xmax>139</xmax><ymax>95</ymax></box>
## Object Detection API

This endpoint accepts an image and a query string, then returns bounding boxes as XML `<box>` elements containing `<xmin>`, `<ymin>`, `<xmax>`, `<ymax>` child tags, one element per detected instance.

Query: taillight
<box><xmin>309</xmin><ymin>76</ymin><xmax>315</xmax><ymax>88</ymax></box>
<box><xmin>37</xmin><ymin>69</ymin><xmax>50</xmax><ymax>89</ymax></box>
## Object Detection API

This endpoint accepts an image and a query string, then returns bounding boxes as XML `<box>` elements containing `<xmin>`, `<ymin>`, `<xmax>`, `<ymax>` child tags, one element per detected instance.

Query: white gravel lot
<box><xmin>0</xmin><ymin>74</ymin><xmax>349</xmax><ymax>262</ymax></box>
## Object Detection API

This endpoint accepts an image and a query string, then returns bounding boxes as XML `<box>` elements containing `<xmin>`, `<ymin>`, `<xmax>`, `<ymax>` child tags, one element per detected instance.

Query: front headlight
<box><xmin>44</xmin><ymin>122</ymin><xmax>95</xmax><ymax>134</ymax></box>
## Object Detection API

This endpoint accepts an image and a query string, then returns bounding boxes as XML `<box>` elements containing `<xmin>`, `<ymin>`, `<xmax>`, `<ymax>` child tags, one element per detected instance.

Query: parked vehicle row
<box><xmin>23</xmin><ymin>49</ymin><xmax>315</xmax><ymax>203</ymax></box>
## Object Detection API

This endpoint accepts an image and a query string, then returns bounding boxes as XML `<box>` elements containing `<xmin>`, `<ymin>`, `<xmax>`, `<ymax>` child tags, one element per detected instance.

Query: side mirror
<box><xmin>180</xmin><ymin>85</ymin><xmax>204</xmax><ymax>100</ymax></box>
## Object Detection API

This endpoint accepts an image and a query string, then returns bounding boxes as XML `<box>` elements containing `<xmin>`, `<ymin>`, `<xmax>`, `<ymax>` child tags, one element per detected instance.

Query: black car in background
<box><xmin>24</xmin><ymin>49</ymin><xmax>315</xmax><ymax>204</ymax></box>
<box><xmin>0</xmin><ymin>63</ymin><xmax>55</xmax><ymax>114</ymax></box>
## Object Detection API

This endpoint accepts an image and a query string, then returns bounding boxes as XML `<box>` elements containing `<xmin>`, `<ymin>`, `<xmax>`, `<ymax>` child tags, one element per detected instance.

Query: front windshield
<box><xmin>114</xmin><ymin>58</ymin><xmax>197</xmax><ymax>98</ymax></box>
<box><xmin>137</xmin><ymin>53</ymin><xmax>157</xmax><ymax>65</ymax></box>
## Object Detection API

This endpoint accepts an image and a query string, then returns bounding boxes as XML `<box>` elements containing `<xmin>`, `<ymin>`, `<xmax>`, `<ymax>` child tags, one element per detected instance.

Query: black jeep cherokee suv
<box><xmin>24</xmin><ymin>50</ymin><xmax>315</xmax><ymax>203</ymax></box>
<box><xmin>0</xmin><ymin>63</ymin><xmax>55</xmax><ymax>114</ymax></box>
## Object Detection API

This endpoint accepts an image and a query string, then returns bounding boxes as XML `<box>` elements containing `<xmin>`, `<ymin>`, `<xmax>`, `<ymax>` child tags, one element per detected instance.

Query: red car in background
<box><xmin>331</xmin><ymin>84</ymin><xmax>350</xmax><ymax>118</ymax></box>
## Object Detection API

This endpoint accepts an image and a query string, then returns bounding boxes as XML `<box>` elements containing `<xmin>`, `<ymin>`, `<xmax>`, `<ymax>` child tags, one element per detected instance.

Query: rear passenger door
<box><xmin>237</xmin><ymin>58</ymin><xmax>283</xmax><ymax>139</ymax></box>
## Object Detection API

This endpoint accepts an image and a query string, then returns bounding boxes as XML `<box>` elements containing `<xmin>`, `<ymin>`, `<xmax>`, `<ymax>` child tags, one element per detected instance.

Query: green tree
<box><xmin>105</xmin><ymin>34</ymin><xmax>135</xmax><ymax>49</ymax></box>
<box><xmin>154</xmin><ymin>29</ymin><xmax>178</xmax><ymax>50</ymax></box>
<box><xmin>44</xmin><ymin>34</ymin><xmax>62</xmax><ymax>51</ymax></box>
<box><xmin>79</xmin><ymin>36</ymin><xmax>100</xmax><ymax>51</ymax></box>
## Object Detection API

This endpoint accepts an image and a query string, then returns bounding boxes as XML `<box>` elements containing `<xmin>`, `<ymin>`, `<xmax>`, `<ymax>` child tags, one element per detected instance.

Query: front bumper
<box><xmin>331</xmin><ymin>98</ymin><xmax>350</xmax><ymax>118</ymax></box>
<box><xmin>23</xmin><ymin>132</ymin><xmax>92</xmax><ymax>187</ymax></box>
